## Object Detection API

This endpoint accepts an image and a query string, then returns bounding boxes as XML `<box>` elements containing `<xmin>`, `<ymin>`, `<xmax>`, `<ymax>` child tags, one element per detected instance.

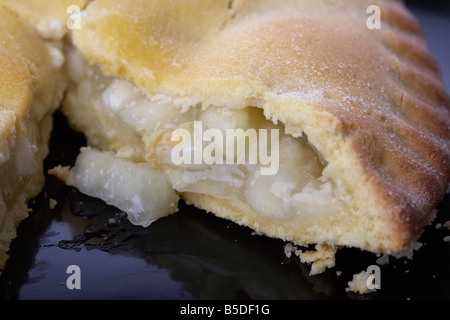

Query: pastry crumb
<box><xmin>345</xmin><ymin>271</ymin><xmax>376</xmax><ymax>294</ymax></box>
<box><xmin>375</xmin><ymin>254</ymin><xmax>389</xmax><ymax>265</ymax></box>
<box><xmin>443</xmin><ymin>236</ymin><xmax>450</xmax><ymax>242</ymax></box>
<box><xmin>283</xmin><ymin>243</ymin><xmax>337</xmax><ymax>275</ymax></box>
<box><xmin>336</xmin><ymin>271</ymin><xmax>342</xmax><ymax>276</ymax></box>
<box><xmin>284</xmin><ymin>242</ymin><xmax>296</xmax><ymax>258</ymax></box>
<box><xmin>48</xmin><ymin>165</ymin><xmax>71</xmax><ymax>182</ymax></box>
<box><xmin>435</xmin><ymin>223</ymin><xmax>442</xmax><ymax>230</ymax></box>
<box><xmin>295</xmin><ymin>244</ymin><xmax>337</xmax><ymax>275</ymax></box>
<box><xmin>49</xmin><ymin>198</ymin><xmax>57</xmax><ymax>209</ymax></box>
<box><xmin>107</xmin><ymin>217</ymin><xmax>118</xmax><ymax>226</ymax></box>
<box><xmin>443</xmin><ymin>221</ymin><xmax>450</xmax><ymax>230</ymax></box>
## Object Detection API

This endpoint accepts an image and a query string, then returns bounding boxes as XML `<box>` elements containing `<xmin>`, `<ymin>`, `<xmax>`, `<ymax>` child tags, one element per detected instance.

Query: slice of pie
<box><xmin>51</xmin><ymin>0</ymin><xmax>450</xmax><ymax>274</ymax></box>
<box><xmin>0</xmin><ymin>4</ymin><xmax>67</xmax><ymax>271</ymax></box>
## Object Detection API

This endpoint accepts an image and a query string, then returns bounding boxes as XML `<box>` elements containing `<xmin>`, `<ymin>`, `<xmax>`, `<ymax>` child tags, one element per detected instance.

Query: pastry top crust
<box><xmin>1</xmin><ymin>0</ymin><xmax>88</xmax><ymax>40</ymax></box>
<box><xmin>0</xmin><ymin>5</ymin><xmax>64</xmax><ymax>142</ymax></box>
<box><xmin>73</xmin><ymin>0</ymin><xmax>450</xmax><ymax>252</ymax></box>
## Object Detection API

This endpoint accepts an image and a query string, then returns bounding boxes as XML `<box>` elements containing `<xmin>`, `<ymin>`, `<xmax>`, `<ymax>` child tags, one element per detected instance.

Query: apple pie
<box><xmin>33</xmin><ymin>0</ymin><xmax>450</xmax><ymax>273</ymax></box>
<box><xmin>0</xmin><ymin>4</ymin><xmax>67</xmax><ymax>271</ymax></box>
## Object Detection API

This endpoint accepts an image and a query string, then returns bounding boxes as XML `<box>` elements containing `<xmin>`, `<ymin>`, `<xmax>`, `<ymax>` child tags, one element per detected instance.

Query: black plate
<box><xmin>1</xmin><ymin>2</ymin><xmax>449</xmax><ymax>300</ymax></box>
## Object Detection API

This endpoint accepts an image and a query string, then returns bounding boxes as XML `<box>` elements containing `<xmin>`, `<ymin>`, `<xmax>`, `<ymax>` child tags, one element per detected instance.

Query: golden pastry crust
<box><xmin>0</xmin><ymin>6</ymin><xmax>62</xmax><ymax>142</ymax></box>
<box><xmin>70</xmin><ymin>0</ymin><xmax>450</xmax><ymax>254</ymax></box>
<box><xmin>0</xmin><ymin>5</ymin><xmax>66</xmax><ymax>271</ymax></box>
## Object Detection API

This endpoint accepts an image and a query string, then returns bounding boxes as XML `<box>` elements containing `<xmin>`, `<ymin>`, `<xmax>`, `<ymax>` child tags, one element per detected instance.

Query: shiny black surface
<box><xmin>0</xmin><ymin>2</ymin><xmax>449</xmax><ymax>300</ymax></box>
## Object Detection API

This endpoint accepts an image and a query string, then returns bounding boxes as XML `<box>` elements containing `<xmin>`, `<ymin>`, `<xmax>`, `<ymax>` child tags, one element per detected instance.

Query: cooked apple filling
<box><xmin>56</xmin><ymin>47</ymin><xmax>353</xmax><ymax>231</ymax></box>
